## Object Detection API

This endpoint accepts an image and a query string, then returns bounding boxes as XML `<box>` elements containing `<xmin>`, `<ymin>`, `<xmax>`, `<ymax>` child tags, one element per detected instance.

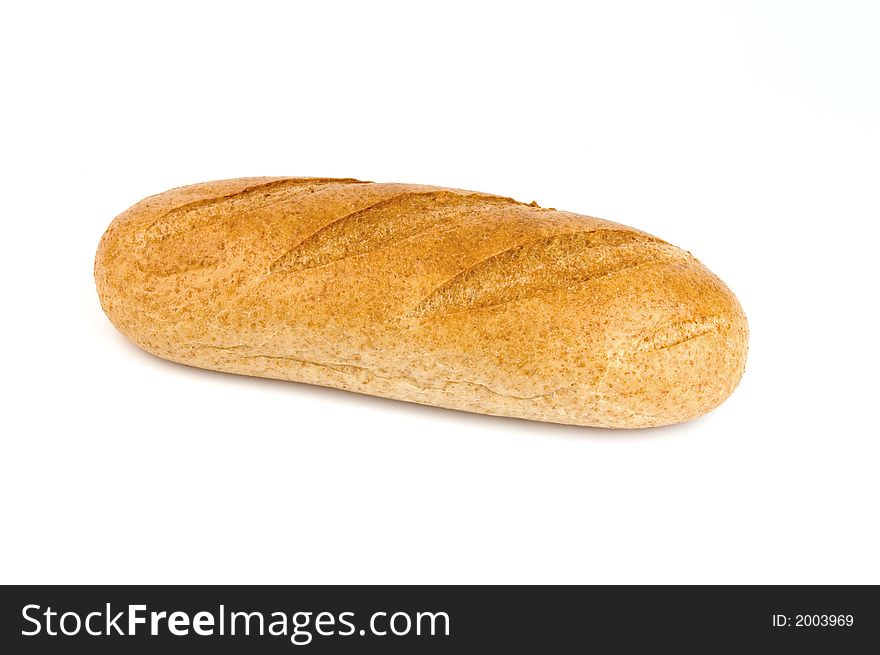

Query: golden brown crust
<box><xmin>95</xmin><ymin>177</ymin><xmax>748</xmax><ymax>428</ymax></box>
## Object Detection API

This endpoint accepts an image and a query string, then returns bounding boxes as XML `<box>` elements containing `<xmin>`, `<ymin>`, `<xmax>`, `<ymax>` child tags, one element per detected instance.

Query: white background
<box><xmin>1</xmin><ymin>1</ymin><xmax>878</xmax><ymax>584</ymax></box>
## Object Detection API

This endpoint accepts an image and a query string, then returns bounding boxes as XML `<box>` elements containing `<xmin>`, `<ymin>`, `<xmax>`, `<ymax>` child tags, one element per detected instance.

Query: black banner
<box><xmin>1</xmin><ymin>585</ymin><xmax>875</xmax><ymax>652</ymax></box>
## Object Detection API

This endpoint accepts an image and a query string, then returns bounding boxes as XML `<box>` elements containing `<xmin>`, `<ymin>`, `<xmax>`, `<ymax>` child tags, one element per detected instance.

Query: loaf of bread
<box><xmin>94</xmin><ymin>177</ymin><xmax>747</xmax><ymax>428</ymax></box>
